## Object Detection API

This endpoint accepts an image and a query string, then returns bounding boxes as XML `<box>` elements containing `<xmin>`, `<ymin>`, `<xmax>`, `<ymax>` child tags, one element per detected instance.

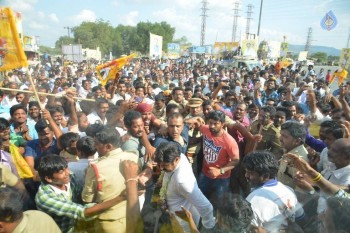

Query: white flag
<box><xmin>149</xmin><ymin>33</ymin><xmax>163</xmax><ymax>59</ymax></box>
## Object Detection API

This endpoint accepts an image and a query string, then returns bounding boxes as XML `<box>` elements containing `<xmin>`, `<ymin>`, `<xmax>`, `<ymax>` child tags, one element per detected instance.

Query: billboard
<box><xmin>241</xmin><ymin>39</ymin><xmax>258</xmax><ymax>59</ymax></box>
<box><xmin>150</xmin><ymin>33</ymin><xmax>163</xmax><ymax>58</ymax></box>
<box><xmin>188</xmin><ymin>46</ymin><xmax>206</xmax><ymax>54</ymax></box>
<box><xmin>62</xmin><ymin>44</ymin><xmax>83</xmax><ymax>62</ymax></box>
<box><xmin>167</xmin><ymin>43</ymin><xmax>180</xmax><ymax>59</ymax></box>
<box><xmin>213</xmin><ymin>42</ymin><xmax>239</xmax><ymax>54</ymax></box>
<box><xmin>267</xmin><ymin>41</ymin><xmax>281</xmax><ymax>58</ymax></box>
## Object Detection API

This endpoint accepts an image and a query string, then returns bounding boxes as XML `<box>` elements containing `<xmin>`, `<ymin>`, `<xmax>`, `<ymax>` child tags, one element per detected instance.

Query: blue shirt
<box><xmin>153</xmin><ymin>124</ymin><xmax>189</xmax><ymax>154</ymax></box>
<box><xmin>305</xmin><ymin>130</ymin><xmax>327</xmax><ymax>152</ymax></box>
<box><xmin>24</xmin><ymin>138</ymin><xmax>60</xmax><ymax>170</ymax></box>
<box><xmin>10</xmin><ymin>122</ymin><xmax>38</xmax><ymax>140</ymax></box>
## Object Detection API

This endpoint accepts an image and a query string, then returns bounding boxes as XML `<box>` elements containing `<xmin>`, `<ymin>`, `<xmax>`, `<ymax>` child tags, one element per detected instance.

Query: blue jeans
<box><xmin>198</xmin><ymin>172</ymin><xmax>230</xmax><ymax>201</ymax></box>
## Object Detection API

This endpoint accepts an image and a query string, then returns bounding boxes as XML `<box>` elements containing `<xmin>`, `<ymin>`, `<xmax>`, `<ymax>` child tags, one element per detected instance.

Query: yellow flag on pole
<box><xmin>0</xmin><ymin>7</ymin><xmax>28</xmax><ymax>71</ymax></box>
<box><xmin>95</xmin><ymin>53</ymin><xmax>135</xmax><ymax>86</ymax></box>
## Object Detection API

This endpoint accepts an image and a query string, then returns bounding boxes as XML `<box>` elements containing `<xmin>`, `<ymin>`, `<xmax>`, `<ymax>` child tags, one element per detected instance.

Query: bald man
<box><xmin>317</xmin><ymin>138</ymin><xmax>350</xmax><ymax>214</ymax></box>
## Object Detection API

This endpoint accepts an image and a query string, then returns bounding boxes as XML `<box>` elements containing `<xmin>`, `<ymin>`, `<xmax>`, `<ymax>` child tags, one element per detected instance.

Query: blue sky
<box><xmin>2</xmin><ymin>0</ymin><xmax>350</xmax><ymax>50</ymax></box>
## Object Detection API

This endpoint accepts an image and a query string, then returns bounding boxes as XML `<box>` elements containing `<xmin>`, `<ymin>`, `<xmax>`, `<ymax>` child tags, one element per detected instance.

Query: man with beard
<box><xmin>154</xmin><ymin>142</ymin><xmax>215</xmax><ymax>233</ymax></box>
<box><xmin>121</xmin><ymin>110</ymin><xmax>146</xmax><ymax>161</ymax></box>
<box><xmin>256</xmin><ymin>78</ymin><xmax>279</xmax><ymax>106</ymax></box>
<box><xmin>277</xmin><ymin>121</ymin><xmax>309</xmax><ymax>190</ymax></box>
<box><xmin>243</xmin><ymin>151</ymin><xmax>305</xmax><ymax>232</ymax></box>
<box><xmin>9</xmin><ymin>104</ymin><xmax>38</xmax><ymax>141</ymax></box>
<box><xmin>109</xmin><ymin>79</ymin><xmax>131</xmax><ymax>104</ymax></box>
<box><xmin>197</xmin><ymin>110</ymin><xmax>240</xmax><ymax>204</ymax></box>
<box><xmin>27</xmin><ymin>101</ymin><xmax>41</xmax><ymax>124</ymax></box>
<box><xmin>168</xmin><ymin>87</ymin><xmax>189</xmax><ymax>116</ymax></box>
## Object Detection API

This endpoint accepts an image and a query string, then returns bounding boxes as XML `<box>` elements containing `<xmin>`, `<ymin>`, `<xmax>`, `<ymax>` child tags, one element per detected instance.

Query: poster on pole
<box><xmin>339</xmin><ymin>48</ymin><xmax>350</xmax><ymax>72</ymax></box>
<box><xmin>280</xmin><ymin>42</ymin><xmax>288</xmax><ymax>58</ymax></box>
<box><xmin>167</xmin><ymin>43</ymin><xmax>180</xmax><ymax>59</ymax></box>
<box><xmin>241</xmin><ymin>39</ymin><xmax>258</xmax><ymax>59</ymax></box>
<box><xmin>149</xmin><ymin>33</ymin><xmax>163</xmax><ymax>59</ymax></box>
<box><xmin>298</xmin><ymin>51</ymin><xmax>308</xmax><ymax>62</ymax></box>
<box><xmin>267</xmin><ymin>41</ymin><xmax>281</xmax><ymax>58</ymax></box>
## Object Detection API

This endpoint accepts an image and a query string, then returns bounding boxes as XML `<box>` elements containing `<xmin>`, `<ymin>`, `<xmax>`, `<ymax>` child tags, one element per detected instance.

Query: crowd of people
<box><xmin>0</xmin><ymin>56</ymin><xmax>350</xmax><ymax>233</ymax></box>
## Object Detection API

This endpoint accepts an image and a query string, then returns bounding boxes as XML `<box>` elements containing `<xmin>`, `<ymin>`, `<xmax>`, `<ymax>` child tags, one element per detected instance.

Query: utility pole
<box><xmin>231</xmin><ymin>1</ymin><xmax>240</xmax><ymax>42</ymax></box>
<box><xmin>246</xmin><ymin>4</ymin><xmax>253</xmax><ymax>39</ymax></box>
<box><xmin>257</xmin><ymin>0</ymin><xmax>263</xmax><ymax>37</ymax></box>
<box><xmin>200</xmin><ymin>0</ymin><xmax>208</xmax><ymax>46</ymax></box>
<box><xmin>64</xmin><ymin>26</ymin><xmax>71</xmax><ymax>38</ymax></box>
<box><xmin>304</xmin><ymin>27</ymin><xmax>313</xmax><ymax>52</ymax></box>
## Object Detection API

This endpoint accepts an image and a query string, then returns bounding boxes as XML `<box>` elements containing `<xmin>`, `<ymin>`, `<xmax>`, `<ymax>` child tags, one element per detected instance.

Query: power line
<box><xmin>200</xmin><ymin>0</ymin><xmax>209</xmax><ymax>46</ymax></box>
<box><xmin>231</xmin><ymin>1</ymin><xmax>240</xmax><ymax>42</ymax></box>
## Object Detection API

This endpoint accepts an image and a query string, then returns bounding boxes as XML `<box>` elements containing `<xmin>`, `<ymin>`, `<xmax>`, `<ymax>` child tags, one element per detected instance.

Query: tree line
<box><xmin>54</xmin><ymin>19</ymin><xmax>176</xmax><ymax>57</ymax></box>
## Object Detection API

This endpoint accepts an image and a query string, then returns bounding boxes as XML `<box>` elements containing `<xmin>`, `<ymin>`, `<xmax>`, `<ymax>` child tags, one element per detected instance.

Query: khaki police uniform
<box><xmin>82</xmin><ymin>148</ymin><xmax>140</xmax><ymax>233</ymax></box>
<box><xmin>246</xmin><ymin>121</ymin><xmax>284</xmax><ymax>159</ymax></box>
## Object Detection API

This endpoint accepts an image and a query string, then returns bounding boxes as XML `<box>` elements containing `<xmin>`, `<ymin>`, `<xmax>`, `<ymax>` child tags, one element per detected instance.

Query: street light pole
<box><xmin>257</xmin><ymin>0</ymin><xmax>263</xmax><ymax>37</ymax></box>
<box><xmin>64</xmin><ymin>26</ymin><xmax>71</xmax><ymax>37</ymax></box>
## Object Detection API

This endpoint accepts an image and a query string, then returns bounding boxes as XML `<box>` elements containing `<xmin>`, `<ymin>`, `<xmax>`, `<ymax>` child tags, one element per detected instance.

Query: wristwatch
<box><xmin>308</xmin><ymin>189</ymin><xmax>315</xmax><ymax>195</ymax></box>
<box><xmin>220</xmin><ymin>168</ymin><xmax>225</xmax><ymax>174</ymax></box>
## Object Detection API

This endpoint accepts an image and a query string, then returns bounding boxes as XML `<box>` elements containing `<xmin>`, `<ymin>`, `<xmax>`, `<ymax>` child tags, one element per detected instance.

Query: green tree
<box><xmin>55</xmin><ymin>36</ymin><xmax>75</xmax><ymax>49</ymax></box>
<box><xmin>39</xmin><ymin>45</ymin><xmax>60</xmax><ymax>55</ymax></box>
<box><xmin>72</xmin><ymin>19</ymin><xmax>114</xmax><ymax>56</ymax></box>
<box><xmin>311</xmin><ymin>52</ymin><xmax>328</xmax><ymax>63</ymax></box>
<box><xmin>173</xmin><ymin>36</ymin><xmax>192</xmax><ymax>46</ymax></box>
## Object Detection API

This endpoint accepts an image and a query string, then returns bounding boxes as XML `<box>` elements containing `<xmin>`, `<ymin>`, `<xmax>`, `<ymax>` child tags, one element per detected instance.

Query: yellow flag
<box><xmin>95</xmin><ymin>53</ymin><xmax>135</xmax><ymax>86</ymax></box>
<box><xmin>330</xmin><ymin>68</ymin><xmax>348</xmax><ymax>85</ymax></box>
<box><xmin>0</xmin><ymin>8</ymin><xmax>28</xmax><ymax>71</ymax></box>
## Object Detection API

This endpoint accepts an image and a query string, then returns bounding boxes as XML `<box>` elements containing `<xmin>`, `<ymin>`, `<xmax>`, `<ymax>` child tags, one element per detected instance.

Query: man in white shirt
<box><xmin>317</xmin><ymin>138</ymin><xmax>350</xmax><ymax>214</ymax></box>
<box><xmin>154</xmin><ymin>142</ymin><xmax>216</xmax><ymax>233</ymax></box>
<box><xmin>243</xmin><ymin>151</ymin><xmax>305</xmax><ymax>232</ymax></box>
<box><xmin>0</xmin><ymin>82</ymin><xmax>19</xmax><ymax>108</ymax></box>
<box><xmin>87</xmin><ymin>98</ymin><xmax>109</xmax><ymax>125</ymax></box>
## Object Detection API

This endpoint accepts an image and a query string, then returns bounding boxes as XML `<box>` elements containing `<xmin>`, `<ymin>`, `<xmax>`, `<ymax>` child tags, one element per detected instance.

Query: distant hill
<box><xmin>288</xmin><ymin>44</ymin><xmax>341</xmax><ymax>56</ymax></box>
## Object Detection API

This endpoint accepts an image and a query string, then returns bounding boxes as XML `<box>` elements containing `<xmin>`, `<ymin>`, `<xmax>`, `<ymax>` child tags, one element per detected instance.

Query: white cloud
<box><xmin>48</xmin><ymin>13</ymin><xmax>59</xmax><ymax>23</ymax></box>
<box><xmin>28</xmin><ymin>21</ymin><xmax>47</xmax><ymax>30</ymax></box>
<box><xmin>3</xmin><ymin>0</ymin><xmax>38</xmax><ymax>12</ymax></box>
<box><xmin>37</xmin><ymin>11</ymin><xmax>45</xmax><ymax>19</ymax></box>
<box><xmin>111</xmin><ymin>0</ymin><xmax>120</xmax><ymax>7</ymax></box>
<box><xmin>125</xmin><ymin>11</ymin><xmax>139</xmax><ymax>26</ymax></box>
<box><xmin>73</xmin><ymin>9</ymin><xmax>97</xmax><ymax>24</ymax></box>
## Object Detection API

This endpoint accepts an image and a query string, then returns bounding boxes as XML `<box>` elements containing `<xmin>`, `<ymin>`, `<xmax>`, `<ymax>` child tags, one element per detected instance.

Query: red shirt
<box><xmin>200</xmin><ymin>125</ymin><xmax>239</xmax><ymax>179</ymax></box>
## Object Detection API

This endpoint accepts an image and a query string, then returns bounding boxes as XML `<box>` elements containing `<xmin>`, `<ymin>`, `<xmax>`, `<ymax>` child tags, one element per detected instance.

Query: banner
<box><xmin>213</xmin><ymin>42</ymin><xmax>239</xmax><ymax>55</ymax></box>
<box><xmin>188</xmin><ymin>46</ymin><xmax>206</xmax><ymax>54</ymax></box>
<box><xmin>95</xmin><ymin>53</ymin><xmax>135</xmax><ymax>86</ymax></box>
<box><xmin>298</xmin><ymin>51</ymin><xmax>308</xmax><ymax>61</ymax></box>
<box><xmin>280</xmin><ymin>42</ymin><xmax>288</xmax><ymax>58</ymax></box>
<box><xmin>267</xmin><ymin>41</ymin><xmax>281</xmax><ymax>58</ymax></box>
<box><xmin>167</xmin><ymin>43</ymin><xmax>180</xmax><ymax>59</ymax></box>
<box><xmin>241</xmin><ymin>39</ymin><xmax>258</xmax><ymax>59</ymax></box>
<box><xmin>0</xmin><ymin>7</ymin><xmax>28</xmax><ymax>71</ymax></box>
<box><xmin>339</xmin><ymin>48</ymin><xmax>350</xmax><ymax>72</ymax></box>
<box><xmin>150</xmin><ymin>33</ymin><xmax>163</xmax><ymax>58</ymax></box>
